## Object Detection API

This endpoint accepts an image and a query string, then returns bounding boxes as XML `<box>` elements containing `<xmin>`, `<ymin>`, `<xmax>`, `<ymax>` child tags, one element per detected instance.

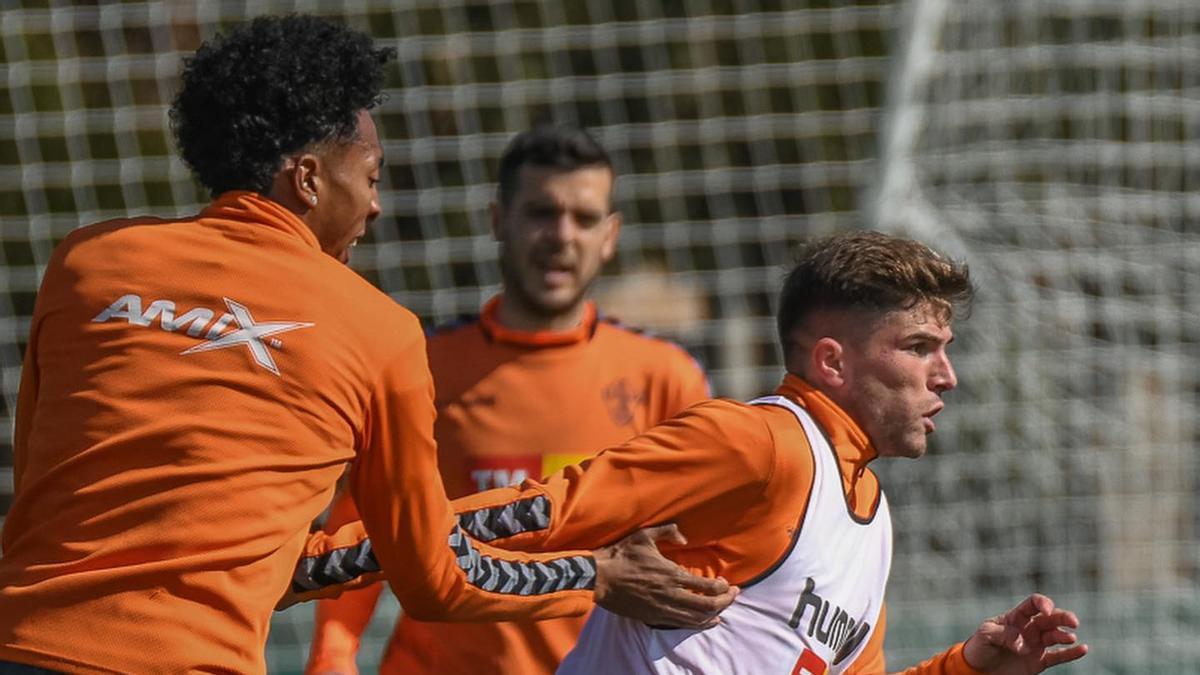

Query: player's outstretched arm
<box><xmin>284</xmin><ymin>354</ymin><xmax>762</xmax><ymax>623</ymax></box>
<box><xmin>889</xmin><ymin>594</ymin><xmax>1087</xmax><ymax>675</ymax></box>
<box><xmin>451</xmin><ymin>399</ymin><xmax>777</xmax><ymax>554</ymax></box>
<box><xmin>303</xmin><ymin>491</ymin><xmax>384</xmax><ymax>675</ymax></box>
<box><xmin>284</xmin><ymin>519</ymin><xmax>738</xmax><ymax>628</ymax></box>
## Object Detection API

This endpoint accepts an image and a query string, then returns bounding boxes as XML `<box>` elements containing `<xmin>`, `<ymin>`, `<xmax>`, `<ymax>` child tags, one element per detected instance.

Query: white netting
<box><xmin>874</xmin><ymin>1</ymin><xmax>1200</xmax><ymax>671</ymax></box>
<box><xmin>2</xmin><ymin>1</ymin><xmax>1196</xmax><ymax>672</ymax></box>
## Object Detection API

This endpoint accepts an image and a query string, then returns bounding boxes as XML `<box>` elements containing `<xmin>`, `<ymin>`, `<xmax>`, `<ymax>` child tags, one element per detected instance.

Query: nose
<box><xmin>367</xmin><ymin>194</ymin><xmax>382</xmax><ymax>221</ymax></box>
<box><xmin>547</xmin><ymin>212</ymin><xmax>578</xmax><ymax>245</ymax></box>
<box><xmin>930</xmin><ymin>351</ymin><xmax>957</xmax><ymax>394</ymax></box>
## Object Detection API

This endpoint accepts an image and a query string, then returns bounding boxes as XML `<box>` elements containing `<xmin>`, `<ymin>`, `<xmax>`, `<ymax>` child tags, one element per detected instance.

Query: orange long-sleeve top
<box><xmin>447</xmin><ymin>374</ymin><xmax>984</xmax><ymax>675</ymax></box>
<box><xmin>0</xmin><ymin>192</ymin><xmax>592</xmax><ymax>675</ymax></box>
<box><xmin>306</xmin><ymin>296</ymin><xmax>710</xmax><ymax>674</ymax></box>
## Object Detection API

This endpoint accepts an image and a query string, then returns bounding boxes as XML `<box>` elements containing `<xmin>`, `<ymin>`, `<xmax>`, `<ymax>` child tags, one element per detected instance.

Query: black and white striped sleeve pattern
<box><xmin>291</xmin><ymin>538</ymin><xmax>381</xmax><ymax>594</ymax></box>
<box><xmin>453</xmin><ymin>495</ymin><xmax>595</xmax><ymax>594</ymax></box>
<box><xmin>291</xmin><ymin>495</ymin><xmax>594</xmax><ymax>596</ymax></box>
<box><xmin>448</xmin><ymin>523</ymin><xmax>596</xmax><ymax>595</ymax></box>
<box><xmin>456</xmin><ymin>494</ymin><xmax>551</xmax><ymax>542</ymax></box>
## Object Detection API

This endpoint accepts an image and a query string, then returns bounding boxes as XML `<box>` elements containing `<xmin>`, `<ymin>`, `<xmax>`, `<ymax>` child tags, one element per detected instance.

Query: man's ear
<box><xmin>291</xmin><ymin>153</ymin><xmax>320</xmax><ymax>207</ymax></box>
<box><xmin>599</xmin><ymin>210</ymin><xmax>622</xmax><ymax>263</ymax></box>
<box><xmin>810</xmin><ymin>336</ymin><xmax>847</xmax><ymax>388</ymax></box>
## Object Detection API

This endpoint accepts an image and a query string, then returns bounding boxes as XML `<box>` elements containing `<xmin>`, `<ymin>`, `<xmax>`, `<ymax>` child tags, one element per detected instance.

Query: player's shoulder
<box><xmin>670</xmin><ymin>396</ymin><xmax>776</xmax><ymax>440</ymax></box>
<box><xmin>312</xmin><ymin>278</ymin><xmax>425</xmax><ymax>356</ymax></box>
<box><xmin>687</xmin><ymin>396</ymin><xmax>820</xmax><ymax>457</ymax></box>
<box><xmin>663</xmin><ymin>397</ymin><xmax>780</xmax><ymax>482</ymax></box>
<box><xmin>54</xmin><ymin>215</ymin><xmax>179</xmax><ymax>263</ymax></box>
<box><xmin>593</xmin><ymin>314</ymin><xmax>704</xmax><ymax>371</ymax></box>
<box><xmin>742</xmin><ymin>396</ymin><xmax>829</xmax><ymax>437</ymax></box>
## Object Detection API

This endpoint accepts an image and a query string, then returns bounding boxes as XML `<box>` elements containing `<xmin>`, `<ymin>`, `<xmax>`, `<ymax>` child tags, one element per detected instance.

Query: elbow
<box><xmin>391</xmin><ymin>579</ymin><xmax>461</xmax><ymax>622</ymax></box>
<box><xmin>399</xmin><ymin>602</ymin><xmax>451</xmax><ymax>622</ymax></box>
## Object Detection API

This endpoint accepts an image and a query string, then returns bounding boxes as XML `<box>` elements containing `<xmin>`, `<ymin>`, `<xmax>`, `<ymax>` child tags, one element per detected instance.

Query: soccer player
<box><xmin>304</xmin><ymin>126</ymin><xmax>712</xmax><ymax>674</ymax></box>
<box><xmin>0</xmin><ymin>17</ymin><xmax>732</xmax><ymax>675</ymax></box>
<box><xmin>411</xmin><ymin>231</ymin><xmax>1087</xmax><ymax>673</ymax></box>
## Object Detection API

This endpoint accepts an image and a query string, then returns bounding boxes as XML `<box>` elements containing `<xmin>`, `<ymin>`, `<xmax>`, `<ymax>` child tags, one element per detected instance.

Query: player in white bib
<box><xmin>400</xmin><ymin>232</ymin><xmax>1088</xmax><ymax>674</ymax></box>
<box><xmin>558</xmin><ymin>395</ymin><xmax>892</xmax><ymax>675</ymax></box>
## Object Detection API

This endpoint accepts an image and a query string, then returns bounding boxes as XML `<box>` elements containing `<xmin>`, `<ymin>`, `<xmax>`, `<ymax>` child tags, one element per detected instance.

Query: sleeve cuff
<box><xmin>945</xmin><ymin>642</ymin><xmax>988</xmax><ymax>675</ymax></box>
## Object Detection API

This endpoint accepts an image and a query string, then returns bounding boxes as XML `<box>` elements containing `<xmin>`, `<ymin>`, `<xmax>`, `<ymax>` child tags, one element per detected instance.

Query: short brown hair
<box><xmin>776</xmin><ymin>231</ymin><xmax>974</xmax><ymax>352</ymax></box>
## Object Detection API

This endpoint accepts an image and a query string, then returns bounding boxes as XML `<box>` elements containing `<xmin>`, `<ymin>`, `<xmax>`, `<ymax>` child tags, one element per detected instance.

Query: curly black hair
<box><xmin>170</xmin><ymin>15</ymin><xmax>395</xmax><ymax>197</ymax></box>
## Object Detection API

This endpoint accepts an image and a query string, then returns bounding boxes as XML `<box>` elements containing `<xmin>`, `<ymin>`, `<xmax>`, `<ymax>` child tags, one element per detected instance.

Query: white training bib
<box><xmin>557</xmin><ymin>396</ymin><xmax>892</xmax><ymax>675</ymax></box>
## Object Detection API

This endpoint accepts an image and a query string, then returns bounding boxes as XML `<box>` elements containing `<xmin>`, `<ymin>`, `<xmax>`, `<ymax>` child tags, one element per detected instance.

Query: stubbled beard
<box><xmin>499</xmin><ymin>251</ymin><xmax>591</xmax><ymax>318</ymax></box>
<box><xmin>859</xmin><ymin>399</ymin><xmax>926</xmax><ymax>459</ymax></box>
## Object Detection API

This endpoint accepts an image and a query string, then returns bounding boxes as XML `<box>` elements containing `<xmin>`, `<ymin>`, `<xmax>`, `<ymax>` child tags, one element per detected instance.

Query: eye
<box><xmin>525</xmin><ymin>206</ymin><xmax>559</xmax><ymax>220</ymax></box>
<box><xmin>575</xmin><ymin>211</ymin><xmax>605</xmax><ymax>228</ymax></box>
<box><xmin>368</xmin><ymin>177</ymin><xmax>380</xmax><ymax>189</ymax></box>
<box><xmin>906</xmin><ymin>341</ymin><xmax>934</xmax><ymax>356</ymax></box>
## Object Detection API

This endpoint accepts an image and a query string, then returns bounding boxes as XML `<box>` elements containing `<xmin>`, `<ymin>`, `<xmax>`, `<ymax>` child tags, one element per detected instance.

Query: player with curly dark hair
<box><xmin>171</xmin><ymin>13</ymin><xmax>393</xmax><ymax>197</ymax></box>
<box><xmin>168</xmin><ymin>13</ymin><xmax>394</xmax><ymax>264</ymax></box>
<box><xmin>0</xmin><ymin>15</ymin><xmax>734</xmax><ymax>675</ymax></box>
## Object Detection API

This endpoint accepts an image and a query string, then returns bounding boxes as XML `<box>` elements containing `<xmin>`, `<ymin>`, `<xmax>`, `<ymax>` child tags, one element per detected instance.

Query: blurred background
<box><xmin>2</xmin><ymin>1</ymin><xmax>1198</xmax><ymax>672</ymax></box>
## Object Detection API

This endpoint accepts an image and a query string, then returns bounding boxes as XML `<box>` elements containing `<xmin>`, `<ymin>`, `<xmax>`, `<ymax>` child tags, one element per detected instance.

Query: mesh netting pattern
<box><xmin>3</xmin><ymin>1</ymin><xmax>1198</xmax><ymax>672</ymax></box>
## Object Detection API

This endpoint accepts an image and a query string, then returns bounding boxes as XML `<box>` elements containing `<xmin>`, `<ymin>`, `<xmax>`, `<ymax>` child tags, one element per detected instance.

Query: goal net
<box><xmin>873</xmin><ymin>1</ymin><xmax>1199</xmax><ymax>671</ymax></box>
<box><xmin>1</xmin><ymin>1</ymin><xmax>1195</xmax><ymax>672</ymax></box>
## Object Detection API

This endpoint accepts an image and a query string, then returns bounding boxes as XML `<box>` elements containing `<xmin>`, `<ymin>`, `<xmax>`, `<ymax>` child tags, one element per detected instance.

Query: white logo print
<box><xmin>93</xmin><ymin>294</ymin><xmax>314</xmax><ymax>376</ymax></box>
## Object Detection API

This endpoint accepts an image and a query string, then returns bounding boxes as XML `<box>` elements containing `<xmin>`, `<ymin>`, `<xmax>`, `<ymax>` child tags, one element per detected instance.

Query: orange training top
<box><xmin>450</xmin><ymin>374</ymin><xmax>984</xmax><ymax>674</ymax></box>
<box><xmin>306</xmin><ymin>295</ymin><xmax>711</xmax><ymax>674</ymax></box>
<box><xmin>0</xmin><ymin>192</ymin><xmax>593</xmax><ymax>675</ymax></box>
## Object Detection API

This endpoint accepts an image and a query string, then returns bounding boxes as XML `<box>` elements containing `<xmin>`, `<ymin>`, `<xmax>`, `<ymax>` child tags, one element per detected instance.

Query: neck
<box><xmin>264</xmin><ymin>181</ymin><xmax>319</xmax><ymax>237</ymax></box>
<box><xmin>496</xmin><ymin>294</ymin><xmax>588</xmax><ymax>333</ymax></box>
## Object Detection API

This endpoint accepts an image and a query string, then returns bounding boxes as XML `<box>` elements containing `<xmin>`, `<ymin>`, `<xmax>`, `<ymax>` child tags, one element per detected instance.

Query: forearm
<box><xmin>285</xmin><ymin>513</ymin><xmax>594</xmax><ymax>624</ymax></box>
<box><xmin>305</xmin><ymin>583</ymin><xmax>384</xmax><ymax>675</ymax></box>
<box><xmin>842</xmin><ymin>605</ymin><xmax>981</xmax><ymax>675</ymax></box>
<box><xmin>891</xmin><ymin>643</ymin><xmax>984</xmax><ymax>675</ymax></box>
<box><xmin>305</xmin><ymin>506</ymin><xmax>386</xmax><ymax>674</ymax></box>
<box><xmin>287</xmin><ymin>522</ymin><xmax>386</xmax><ymax>606</ymax></box>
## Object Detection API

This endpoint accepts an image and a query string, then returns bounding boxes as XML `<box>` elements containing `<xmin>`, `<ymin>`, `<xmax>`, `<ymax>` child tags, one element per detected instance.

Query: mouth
<box><xmin>337</xmin><ymin>234</ymin><xmax>364</xmax><ymax>264</ymax></box>
<box><xmin>536</xmin><ymin>260</ymin><xmax>575</xmax><ymax>287</ymax></box>
<box><xmin>922</xmin><ymin>404</ymin><xmax>944</xmax><ymax>434</ymax></box>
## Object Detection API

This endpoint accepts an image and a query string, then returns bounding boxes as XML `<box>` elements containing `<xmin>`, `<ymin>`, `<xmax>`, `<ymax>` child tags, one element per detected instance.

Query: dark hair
<box><xmin>170</xmin><ymin>15</ymin><xmax>395</xmax><ymax>196</ymax></box>
<box><xmin>496</xmin><ymin>125</ymin><xmax>614</xmax><ymax>207</ymax></box>
<box><xmin>777</xmin><ymin>231</ymin><xmax>974</xmax><ymax>352</ymax></box>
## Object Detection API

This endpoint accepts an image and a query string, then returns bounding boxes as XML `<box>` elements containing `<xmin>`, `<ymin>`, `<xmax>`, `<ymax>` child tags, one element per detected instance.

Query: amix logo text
<box><xmin>92</xmin><ymin>294</ymin><xmax>314</xmax><ymax>376</ymax></box>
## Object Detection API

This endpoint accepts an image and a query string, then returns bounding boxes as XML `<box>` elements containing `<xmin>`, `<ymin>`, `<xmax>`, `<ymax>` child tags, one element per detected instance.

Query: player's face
<box><xmin>493</xmin><ymin>165</ymin><xmax>620</xmax><ymax>319</ymax></box>
<box><xmin>310</xmin><ymin>110</ymin><xmax>383</xmax><ymax>264</ymax></box>
<box><xmin>838</xmin><ymin>302</ymin><xmax>957</xmax><ymax>459</ymax></box>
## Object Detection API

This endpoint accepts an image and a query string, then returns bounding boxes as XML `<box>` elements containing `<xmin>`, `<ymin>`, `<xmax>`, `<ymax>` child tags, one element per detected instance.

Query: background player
<box><xmin>0</xmin><ymin>17</ymin><xmax>732</xmax><ymax>675</ymax></box>
<box><xmin>306</xmin><ymin>125</ymin><xmax>711</xmax><ymax>674</ymax></box>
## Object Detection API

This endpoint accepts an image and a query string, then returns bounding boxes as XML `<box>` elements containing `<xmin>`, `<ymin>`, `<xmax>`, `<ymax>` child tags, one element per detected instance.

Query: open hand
<box><xmin>962</xmin><ymin>594</ymin><xmax>1088</xmax><ymax>674</ymax></box>
<box><xmin>592</xmin><ymin>524</ymin><xmax>739</xmax><ymax>629</ymax></box>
